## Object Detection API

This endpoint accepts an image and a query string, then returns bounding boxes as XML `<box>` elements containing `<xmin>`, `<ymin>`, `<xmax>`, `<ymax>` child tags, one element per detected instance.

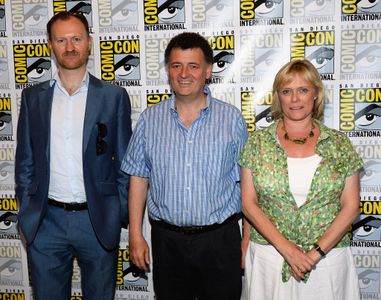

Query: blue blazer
<box><xmin>15</xmin><ymin>74</ymin><xmax>132</xmax><ymax>250</ymax></box>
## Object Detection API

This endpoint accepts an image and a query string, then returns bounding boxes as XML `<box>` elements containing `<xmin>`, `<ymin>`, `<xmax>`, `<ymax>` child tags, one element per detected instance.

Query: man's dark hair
<box><xmin>164</xmin><ymin>32</ymin><xmax>213</xmax><ymax>65</ymax></box>
<box><xmin>47</xmin><ymin>12</ymin><xmax>90</xmax><ymax>40</ymax></box>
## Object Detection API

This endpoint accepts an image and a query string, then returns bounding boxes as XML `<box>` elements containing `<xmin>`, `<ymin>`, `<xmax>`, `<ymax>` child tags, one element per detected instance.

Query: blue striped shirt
<box><xmin>121</xmin><ymin>86</ymin><xmax>248</xmax><ymax>226</ymax></box>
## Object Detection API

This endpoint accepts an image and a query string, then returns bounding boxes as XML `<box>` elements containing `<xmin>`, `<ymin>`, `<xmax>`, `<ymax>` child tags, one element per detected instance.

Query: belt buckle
<box><xmin>181</xmin><ymin>224</ymin><xmax>211</xmax><ymax>234</ymax></box>
<box><xmin>64</xmin><ymin>202</ymin><xmax>81</xmax><ymax>211</ymax></box>
<box><xmin>182</xmin><ymin>226</ymin><xmax>200</xmax><ymax>234</ymax></box>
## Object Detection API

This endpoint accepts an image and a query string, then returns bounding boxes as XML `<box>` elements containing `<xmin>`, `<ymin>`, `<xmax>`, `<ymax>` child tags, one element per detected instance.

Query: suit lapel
<box><xmin>83</xmin><ymin>75</ymin><xmax>103</xmax><ymax>153</ymax></box>
<box><xmin>37</xmin><ymin>82</ymin><xmax>54</xmax><ymax>159</ymax></box>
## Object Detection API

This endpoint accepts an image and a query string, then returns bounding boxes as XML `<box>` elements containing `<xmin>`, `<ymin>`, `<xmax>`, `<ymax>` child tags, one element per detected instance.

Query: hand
<box><xmin>281</xmin><ymin>242</ymin><xmax>315</xmax><ymax>281</ymax></box>
<box><xmin>306</xmin><ymin>248</ymin><xmax>322</xmax><ymax>265</ymax></box>
<box><xmin>129</xmin><ymin>235</ymin><xmax>150</xmax><ymax>272</ymax></box>
<box><xmin>241</xmin><ymin>238</ymin><xmax>249</xmax><ymax>269</ymax></box>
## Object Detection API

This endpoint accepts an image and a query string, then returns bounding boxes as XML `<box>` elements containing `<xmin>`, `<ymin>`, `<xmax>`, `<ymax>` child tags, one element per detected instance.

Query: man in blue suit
<box><xmin>15</xmin><ymin>12</ymin><xmax>131</xmax><ymax>300</ymax></box>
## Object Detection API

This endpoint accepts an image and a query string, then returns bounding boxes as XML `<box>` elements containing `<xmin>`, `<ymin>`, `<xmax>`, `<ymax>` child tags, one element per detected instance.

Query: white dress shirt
<box><xmin>48</xmin><ymin>73</ymin><xmax>89</xmax><ymax>203</ymax></box>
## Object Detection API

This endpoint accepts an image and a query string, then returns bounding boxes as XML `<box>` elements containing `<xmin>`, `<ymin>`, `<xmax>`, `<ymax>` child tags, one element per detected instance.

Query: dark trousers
<box><xmin>27</xmin><ymin>204</ymin><xmax>118</xmax><ymax>300</ymax></box>
<box><xmin>151</xmin><ymin>219</ymin><xmax>242</xmax><ymax>300</ymax></box>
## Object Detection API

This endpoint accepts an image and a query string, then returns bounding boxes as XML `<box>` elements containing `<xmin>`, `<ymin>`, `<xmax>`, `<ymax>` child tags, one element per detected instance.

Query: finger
<box><xmin>299</xmin><ymin>263</ymin><xmax>310</xmax><ymax>273</ymax></box>
<box><xmin>290</xmin><ymin>265</ymin><xmax>301</xmax><ymax>280</ymax></box>
<box><xmin>303</xmin><ymin>253</ymin><xmax>316</xmax><ymax>266</ymax></box>
<box><xmin>302</xmin><ymin>259</ymin><xmax>314</xmax><ymax>271</ymax></box>
<box><xmin>133</xmin><ymin>255</ymin><xmax>148</xmax><ymax>271</ymax></box>
<box><xmin>296</xmin><ymin>268</ymin><xmax>305</xmax><ymax>280</ymax></box>
<box><xmin>144</xmin><ymin>252</ymin><xmax>150</xmax><ymax>265</ymax></box>
<box><xmin>130</xmin><ymin>252</ymin><xmax>137</xmax><ymax>265</ymax></box>
<box><xmin>291</xmin><ymin>269</ymin><xmax>302</xmax><ymax>281</ymax></box>
<box><xmin>144</xmin><ymin>249</ymin><xmax>151</xmax><ymax>268</ymax></box>
<box><xmin>291</xmin><ymin>265</ymin><xmax>305</xmax><ymax>280</ymax></box>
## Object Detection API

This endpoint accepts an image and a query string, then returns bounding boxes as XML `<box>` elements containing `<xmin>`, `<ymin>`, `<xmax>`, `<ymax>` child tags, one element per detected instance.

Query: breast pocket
<box><xmin>94</xmin><ymin>121</ymin><xmax>115</xmax><ymax>156</ymax></box>
<box><xmin>197</xmin><ymin>139</ymin><xmax>237</xmax><ymax>179</ymax></box>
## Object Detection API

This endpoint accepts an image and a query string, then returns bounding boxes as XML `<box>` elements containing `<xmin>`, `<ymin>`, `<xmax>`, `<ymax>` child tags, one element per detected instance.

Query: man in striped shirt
<box><xmin>121</xmin><ymin>32</ymin><xmax>248</xmax><ymax>300</ymax></box>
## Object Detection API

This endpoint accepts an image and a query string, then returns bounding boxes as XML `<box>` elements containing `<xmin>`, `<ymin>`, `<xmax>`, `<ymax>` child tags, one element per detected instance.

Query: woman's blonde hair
<box><xmin>271</xmin><ymin>59</ymin><xmax>325</xmax><ymax>120</ymax></box>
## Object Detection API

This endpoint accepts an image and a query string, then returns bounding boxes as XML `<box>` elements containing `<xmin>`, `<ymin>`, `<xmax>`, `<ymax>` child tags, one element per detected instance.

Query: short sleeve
<box><xmin>120</xmin><ymin>114</ymin><xmax>150</xmax><ymax>177</ymax></box>
<box><xmin>235</xmin><ymin>113</ymin><xmax>249</xmax><ymax>155</ymax></box>
<box><xmin>238</xmin><ymin>134</ymin><xmax>258</xmax><ymax>171</ymax></box>
<box><xmin>338</xmin><ymin>134</ymin><xmax>364</xmax><ymax>178</ymax></box>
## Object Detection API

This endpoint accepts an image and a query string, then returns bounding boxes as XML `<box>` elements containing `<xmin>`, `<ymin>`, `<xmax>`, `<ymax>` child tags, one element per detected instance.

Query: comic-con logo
<box><xmin>0</xmin><ymin>44</ymin><xmax>9</xmax><ymax>87</ymax></box>
<box><xmin>13</xmin><ymin>41</ymin><xmax>51</xmax><ymax>90</ymax></box>
<box><xmin>11</xmin><ymin>0</ymin><xmax>48</xmax><ymax>36</ymax></box>
<box><xmin>290</xmin><ymin>28</ymin><xmax>335</xmax><ymax>80</ymax></box>
<box><xmin>128</xmin><ymin>90</ymin><xmax>142</xmax><ymax>129</ymax></box>
<box><xmin>354</xmin><ymin>252</ymin><xmax>381</xmax><ymax>296</ymax></box>
<box><xmin>207</xmin><ymin>32</ymin><xmax>235</xmax><ymax>84</ymax></box>
<box><xmin>98</xmin><ymin>0</ymin><xmax>138</xmax><ymax>32</ymax></box>
<box><xmin>290</xmin><ymin>0</ymin><xmax>335</xmax><ymax>18</ymax></box>
<box><xmin>192</xmin><ymin>0</ymin><xmax>234</xmax><ymax>28</ymax></box>
<box><xmin>340</xmin><ymin>27</ymin><xmax>381</xmax><ymax>80</ymax></box>
<box><xmin>210</xmin><ymin>85</ymin><xmax>235</xmax><ymax>105</ymax></box>
<box><xmin>0</xmin><ymin>0</ymin><xmax>6</xmax><ymax>35</ymax></box>
<box><xmin>116</xmin><ymin>248</ymin><xmax>148</xmax><ymax>291</ymax></box>
<box><xmin>241</xmin><ymin>89</ymin><xmax>256</xmax><ymax>133</ymax></box>
<box><xmin>0</xmin><ymin>291</ymin><xmax>25</xmax><ymax>299</ymax></box>
<box><xmin>355</xmin><ymin>143</ymin><xmax>381</xmax><ymax>193</ymax></box>
<box><xmin>240</xmin><ymin>0</ymin><xmax>284</xmax><ymax>26</ymax></box>
<box><xmin>241</xmin><ymin>87</ymin><xmax>273</xmax><ymax>133</ymax></box>
<box><xmin>352</xmin><ymin>201</ymin><xmax>381</xmax><ymax>246</ymax></box>
<box><xmin>71</xmin><ymin>259</ymin><xmax>81</xmax><ymax>290</ymax></box>
<box><xmin>339</xmin><ymin>86</ymin><xmax>381</xmax><ymax>132</ymax></box>
<box><xmin>254</xmin><ymin>92</ymin><xmax>273</xmax><ymax>131</ymax></box>
<box><xmin>240</xmin><ymin>31</ymin><xmax>284</xmax><ymax>83</ymax></box>
<box><xmin>53</xmin><ymin>0</ymin><xmax>93</xmax><ymax>28</ymax></box>
<box><xmin>0</xmin><ymin>97</ymin><xmax>13</xmax><ymax>141</ymax></box>
<box><xmin>0</xmin><ymin>244</ymin><xmax>23</xmax><ymax>286</ymax></box>
<box><xmin>146</xmin><ymin>89</ymin><xmax>171</xmax><ymax>107</ymax></box>
<box><xmin>145</xmin><ymin>34</ymin><xmax>171</xmax><ymax>86</ymax></box>
<box><xmin>144</xmin><ymin>0</ymin><xmax>185</xmax><ymax>31</ymax></box>
<box><xmin>361</xmin><ymin>158</ymin><xmax>381</xmax><ymax>191</ymax></box>
<box><xmin>0</xmin><ymin>198</ymin><xmax>18</xmax><ymax>239</ymax></box>
<box><xmin>0</xmin><ymin>147</ymin><xmax>15</xmax><ymax>192</ymax></box>
<box><xmin>99</xmin><ymin>37</ymin><xmax>141</xmax><ymax>87</ymax></box>
<box><xmin>342</xmin><ymin>0</ymin><xmax>381</xmax><ymax>21</ymax></box>
<box><xmin>322</xmin><ymin>85</ymin><xmax>334</xmax><ymax>128</ymax></box>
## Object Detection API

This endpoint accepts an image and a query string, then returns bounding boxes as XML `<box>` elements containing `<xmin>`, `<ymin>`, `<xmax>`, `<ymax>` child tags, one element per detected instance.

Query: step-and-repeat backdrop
<box><xmin>0</xmin><ymin>0</ymin><xmax>380</xmax><ymax>299</ymax></box>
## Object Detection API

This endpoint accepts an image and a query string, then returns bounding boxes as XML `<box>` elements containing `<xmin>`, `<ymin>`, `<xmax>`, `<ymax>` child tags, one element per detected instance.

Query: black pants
<box><xmin>151</xmin><ymin>220</ymin><xmax>242</xmax><ymax>300</ymax></box>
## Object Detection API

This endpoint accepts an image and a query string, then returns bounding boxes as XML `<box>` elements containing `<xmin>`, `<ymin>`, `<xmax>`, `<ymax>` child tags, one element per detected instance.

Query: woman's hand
<box><xmin>241</xmin><ymin>218</ymin><xmax>251</xmax><ymax>269</ymax></box>
<box><xmin>241</xmin><ymin>236</ymin><xmax>249</xmax><ymax>269</ymax></box>
<box><xmin>281</xmin><ymin>242</ymin><xmax>316</xmax><ymax>281</ymax></box>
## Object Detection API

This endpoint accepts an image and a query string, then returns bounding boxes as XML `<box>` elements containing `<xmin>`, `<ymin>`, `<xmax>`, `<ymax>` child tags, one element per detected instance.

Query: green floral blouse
<box><xmin>239</xmin><ymin>119</ymin><xmax>363</xmax><ymax>282</ymax></box>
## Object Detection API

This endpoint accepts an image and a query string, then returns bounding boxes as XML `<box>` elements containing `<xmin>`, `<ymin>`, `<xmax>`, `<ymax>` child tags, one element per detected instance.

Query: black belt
<box><xmin>150</xmin><ymin>213</ymin><xmax>241</xmax><ymax>234</ymax></box>
<box><xmin>48</xmin><ymin>198</ymin><xmax>88</xmax><ymax>211</ymax></box>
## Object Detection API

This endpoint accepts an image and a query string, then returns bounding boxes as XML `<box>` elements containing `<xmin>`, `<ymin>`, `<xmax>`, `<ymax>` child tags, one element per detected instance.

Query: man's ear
<box><xmin>206</xmin><ymin>64</ymin><xmax>213</xmax><ymax>80</ymax></box>
<box><xmin>88</xmin><ymin>35</ymin><xmax>93</xmax><ymax>55</ymax></box>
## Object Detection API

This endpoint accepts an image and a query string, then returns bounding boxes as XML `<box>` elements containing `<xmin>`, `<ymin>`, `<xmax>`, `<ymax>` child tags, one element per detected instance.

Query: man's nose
<box><xmin>180</xmin><ymin>66</ymin><xmax>189</xmax><ymax>77</ymax></box>
<box><xmin>65</xmin><ymin>40</ymin><xmax>74</xmax><ymax>51</ymax></box>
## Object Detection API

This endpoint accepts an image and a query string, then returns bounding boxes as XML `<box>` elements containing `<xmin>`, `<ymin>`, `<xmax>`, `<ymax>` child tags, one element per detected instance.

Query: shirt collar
<box><xmin>169</xmin><ymin>85</ymin><xmax>212</xmax><ymax>113</ymax></box>
<box><xmin>50</xmin><ymin>71</ymin><xmax>90</xmax><ymax>91</ymax></box>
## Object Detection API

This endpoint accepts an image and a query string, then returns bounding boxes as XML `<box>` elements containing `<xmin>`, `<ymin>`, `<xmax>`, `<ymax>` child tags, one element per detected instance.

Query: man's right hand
<box><xmin>129</xmin><ymin>235</ymin><xmax>151</xmax><ymax>272</ymax></box>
